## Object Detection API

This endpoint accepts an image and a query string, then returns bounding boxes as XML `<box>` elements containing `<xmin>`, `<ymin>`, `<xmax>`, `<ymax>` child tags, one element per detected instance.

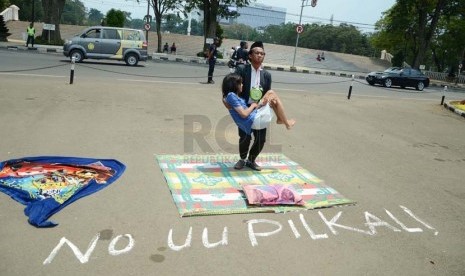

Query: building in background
<box><xmin>221</xmin><ymin>3</ymin><xmax>286</xmax><ymax>29</ymax></box>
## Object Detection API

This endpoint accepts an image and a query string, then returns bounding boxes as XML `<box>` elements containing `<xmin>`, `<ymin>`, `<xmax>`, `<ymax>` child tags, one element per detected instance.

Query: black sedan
<box><xmin>366</xmin><ymin>67</ymin><xmax>430</xmax><ymax>91</ymax></box>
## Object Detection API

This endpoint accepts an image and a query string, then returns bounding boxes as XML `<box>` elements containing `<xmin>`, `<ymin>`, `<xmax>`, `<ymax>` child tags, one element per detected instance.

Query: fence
<box><xmin>423</xmin><ymin>70</ymin><xmax>465</xmax><ymax>84</ymax></box>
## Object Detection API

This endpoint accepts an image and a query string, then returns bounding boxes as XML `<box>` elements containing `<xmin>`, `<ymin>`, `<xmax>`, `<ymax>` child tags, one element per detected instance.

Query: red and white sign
<box><xmin>311</xmin><ymin>0</ymin><xmax>318</xmax><ymax>7</ymax></box>
<box><xmin>296</xmin><ymin>24</ymin><xmax>304</xmax><ymax>34</ymax></box>
<box><xmin>144</xmin><ymin>23</ymin><xmax>151</xmax><ymax>31</ymax></box>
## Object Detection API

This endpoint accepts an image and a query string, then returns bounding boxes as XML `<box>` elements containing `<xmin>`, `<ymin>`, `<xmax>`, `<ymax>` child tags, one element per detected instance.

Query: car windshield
<box><xmin>384</xmin><ymin>67</ymin><xmax>401</xmax><ymax>72</ymax></box>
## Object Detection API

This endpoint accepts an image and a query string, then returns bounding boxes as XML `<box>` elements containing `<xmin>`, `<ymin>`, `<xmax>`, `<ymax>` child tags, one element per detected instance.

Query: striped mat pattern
<box><xmin>156</xmin><ymin>154</ymin><xmax>354</xmax><ymax>216</ymax></box>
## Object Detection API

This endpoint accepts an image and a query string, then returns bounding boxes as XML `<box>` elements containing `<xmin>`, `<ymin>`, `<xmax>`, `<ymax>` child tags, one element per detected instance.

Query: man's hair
<box><xmin>250</xmin><ymin>41</ymin><xmax>264</xmax><ymax>51</ymax></box>
<box><xmin>222</xmin><ymin>73</ymin><xmax>242</xmax><ymax>98</ymax></box>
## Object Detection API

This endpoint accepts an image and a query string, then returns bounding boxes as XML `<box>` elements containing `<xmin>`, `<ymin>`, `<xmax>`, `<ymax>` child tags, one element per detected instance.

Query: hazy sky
<box><xmin>81</xmin><ymin>0</ymin><xmax>397</xmax><ymax>32</ymax></box>
<box><xmin>257</xmin><ymin>0</ymin><xmax>397</xmax><ymax>31</ymax></box>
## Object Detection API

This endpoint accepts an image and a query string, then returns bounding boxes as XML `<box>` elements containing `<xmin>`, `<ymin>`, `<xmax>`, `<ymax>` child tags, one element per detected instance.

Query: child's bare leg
<box><xmin>263</xmin><ymin>91</ymin><xmax>295</xmax><ymax>129</ymax></box>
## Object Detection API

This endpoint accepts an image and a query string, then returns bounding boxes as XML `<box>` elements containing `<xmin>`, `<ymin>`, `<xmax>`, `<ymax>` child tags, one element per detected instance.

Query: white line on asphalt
<box><xmin>0</xmin><ymin>73</ymin><xmax>66</xmax><ymax>78</ymax></box>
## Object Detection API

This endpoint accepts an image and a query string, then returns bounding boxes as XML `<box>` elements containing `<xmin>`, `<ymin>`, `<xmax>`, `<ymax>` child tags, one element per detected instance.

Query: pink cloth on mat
<box><xmin>242</xmin><ymin>184</ymin><xmax>304</xmax><ymax>206</ymax></box>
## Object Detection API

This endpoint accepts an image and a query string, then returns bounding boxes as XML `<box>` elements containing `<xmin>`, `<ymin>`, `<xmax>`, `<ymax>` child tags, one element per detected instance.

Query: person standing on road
<box><xmin>25</xmin><ymin>23</ymin><xmax>35</xmax><ymax>48</ymax></box>
<box><xmin>207</xmin><ymin>37</ymin><xmax>220</xmax><ymax>84</ymax></box>
<box><xmin>223</xmin><ymin>41</ymin><xmax>295</xmax><ymax>171</ymax></box>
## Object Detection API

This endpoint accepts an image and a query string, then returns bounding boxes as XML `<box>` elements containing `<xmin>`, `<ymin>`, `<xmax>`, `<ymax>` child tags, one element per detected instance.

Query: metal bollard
<box><xmin>440</xmin><ymin>85</ymin><xmax>447</xmax><ymax>105</ymax></box>
<box><xmin>69</xmin><ymin>57</ymin><xmax>75</xmax><ymax>84</ymax></box>
<box><xmin>347</xmin><ymin>75</ymin><xmax>354</xmax><ymax>100</ymax></box>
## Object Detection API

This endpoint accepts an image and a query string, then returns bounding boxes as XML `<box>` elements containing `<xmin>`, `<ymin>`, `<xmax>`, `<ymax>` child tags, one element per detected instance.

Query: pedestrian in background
<box><xmin>170</xmin><ymin>42</ymin><xmax>177</xmax><ymax>54</ymax></box>
<box><xmin>207</xmin><ymin>37</ymin><xmax>220</xmax><ymax>84</ymax></box>
<box><xmin>25</xmin><ymin>23</ymin><xmax>35</xmax><ymax>48</ymax></box>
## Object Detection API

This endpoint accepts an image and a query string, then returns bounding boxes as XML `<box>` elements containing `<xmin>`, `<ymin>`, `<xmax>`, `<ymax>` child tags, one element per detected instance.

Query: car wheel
<box><xmin>70</xmin><ymin>49</ymin><xmax>84</xmax><ymax>63</ymax></box>
<box><xmin>416</xmin><ymin>81</ymin><xmax>425</xmax><ymax>91</ymax></box>
<box><xmin>125</xmin><ymin>53</ymin><xmax>139</xmax><ymax>66</ymax></box>
<box><xmin>384</xmin><ymin>78</ymin><xmax>392</xmax><ymax>88</ymax></box>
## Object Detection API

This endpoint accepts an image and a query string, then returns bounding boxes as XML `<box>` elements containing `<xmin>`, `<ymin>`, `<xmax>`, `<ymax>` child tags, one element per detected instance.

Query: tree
<box><xmin>222</xmin><ymin>23</ymin><xmax>258</xmax><ymax>41</ymax></box>
<box><xmin>185</xmin><ymin>0</ymin><xmax>251</xmax><ymax>50</ymax></box>
<box><xmin>149</xmin><ymin>0</ymin><xmax>183</xmax><ymax>53</ymax></box>
<box><xmin>106</xmin><ymin>9</ymin><xmax>125</xmax><ymax>27</ymax></box>
<box><xmin>40</xmin><ymin>0</ymin><xmax>66</xmax><ymax>44</ymax></box>
<box><xmin>87</xmin><ymin>8</ymin><xmax>104</xmax><ymax>26</ymax></box>
<box><xmin>372</xmin><ymin>0</ymin><xmax>452</xmax><ymax>69</ymax></box>
<box><xmin>126</xmin><ymin>18</ymin><xmax>145</xmax><ymax>29</ymax></box>
<box><xmin>10</xmin><ymin>0</ymin><xmax>44</xmax><ymax>22</ymax></box>
<box><xmin>1</xmin><ymin>0</ymin><xmax>10</xmax><ymax>11</ymax></box>
<box><xmin>61</xmin><ymin>0</ymin><xmax>86</xmax><ymax>25</ymax></box>
<box><xmin>0</xmin><ymin>14</ymin><xmax>11</xmax><ymax>41</ymax></box>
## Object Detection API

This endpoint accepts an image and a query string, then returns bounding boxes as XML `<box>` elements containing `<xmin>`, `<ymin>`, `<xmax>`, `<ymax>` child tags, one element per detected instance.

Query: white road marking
<box><xmin>0</xmin><ymin>73</ymin><xmax>66</xmax><ymax>78</ymax></box>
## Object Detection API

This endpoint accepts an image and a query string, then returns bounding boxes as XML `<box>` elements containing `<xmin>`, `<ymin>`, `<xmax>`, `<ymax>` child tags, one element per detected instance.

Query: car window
<box><xmin>123</xmin><ymin>30</ymin><xmax>142</xmax><ymax>41</ymax></box>
<box><xmin>401</xmin><ymin>69</ymin><xmax>411</xmax><ymax>75</ymax></box>
<box><xmin>410</xmin><ymin>69</ymin><xmax>421</xmax><ymax>76</ymax></box>
<box><xmin>102</xmin><ymin>29</ymin><xmax>121</xmax><ymax>40</ymax></box>
<box><xmin>84</xmin><ymin>29</ymin><xmax>101</xmax><ymax>38</ymax></box>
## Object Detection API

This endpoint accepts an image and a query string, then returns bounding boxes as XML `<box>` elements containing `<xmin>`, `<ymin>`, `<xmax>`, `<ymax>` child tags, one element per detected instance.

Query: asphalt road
<box><xmin>1</xmin><ymin>50</ymin><xmax>465</xmax><ymax>276</ymax></box>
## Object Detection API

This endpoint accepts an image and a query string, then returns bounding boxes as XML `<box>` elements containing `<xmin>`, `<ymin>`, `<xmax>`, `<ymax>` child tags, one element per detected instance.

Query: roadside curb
<box><xmin>443</xmin><ymin>101</ymin><xmax>465</xmax><ymax>118</ymax></box>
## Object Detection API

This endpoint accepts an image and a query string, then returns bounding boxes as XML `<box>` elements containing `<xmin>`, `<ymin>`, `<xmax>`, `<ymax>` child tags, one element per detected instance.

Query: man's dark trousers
<box><xmin>208</xmin><ymin>59</ymin><xmax>216</xmax><ymax>82</ymax></box>
<box><xmin>238</xmin><ymin>128</ymin><xmax>266</xmax><ymax>162</ymax></box>
<box><xmin>26</xmin><ymin>35</ymin><xmax>34</xmax><ymax>47</ymax></box>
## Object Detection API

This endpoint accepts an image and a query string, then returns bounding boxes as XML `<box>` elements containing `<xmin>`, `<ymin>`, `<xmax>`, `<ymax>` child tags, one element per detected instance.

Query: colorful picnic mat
<box><xmin>156</xmin><ymin>153</ymin><xmax>354</xmax><ymax>216</ymax></box>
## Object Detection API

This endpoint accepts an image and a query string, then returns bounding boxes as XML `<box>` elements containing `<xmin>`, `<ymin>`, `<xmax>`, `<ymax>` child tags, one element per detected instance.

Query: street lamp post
<box><xmin>145</xmin><ymin>0</ymin><xmax>150</xmax><ymax>43</ymax></box>
<box><xmin>292</xmin><ymin>0</ymin><xmax>317</xmax><ymax>67</ymax></box>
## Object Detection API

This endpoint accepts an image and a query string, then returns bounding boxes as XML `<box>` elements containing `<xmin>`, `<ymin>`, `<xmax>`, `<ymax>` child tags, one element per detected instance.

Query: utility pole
<box><xmin>292</xmin><ymin>0</ymin><xmax>318</xmax><ymax>67</ymax></box>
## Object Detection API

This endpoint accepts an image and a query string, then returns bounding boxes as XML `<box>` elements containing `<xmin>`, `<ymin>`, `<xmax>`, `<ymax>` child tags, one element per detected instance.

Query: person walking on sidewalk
<box><xmin>25</xmin><ymin>23</ymin><xmax>35</xmax><ymax>48</ymax></box>
<box><xmin>207</xmin><ymin>37</ymin><xmax>219</xmax><ymax>84</ymax></box>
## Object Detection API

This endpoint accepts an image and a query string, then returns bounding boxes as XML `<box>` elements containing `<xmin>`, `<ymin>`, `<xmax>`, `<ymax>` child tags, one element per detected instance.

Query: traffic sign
<box><xmin>311</xmin><ymin>0</ymin><xmax>318</xmax><ymax>7</ymax></box>
<box><xmin>144</xmin><ymin>23</ymin><xmax>151</xmax><ymax>31</ymax></box>
<box><xmin>296</xmin><ymin>24</ymin><xmax>304</xmax><ymax>34</ymax></box>
<box><xmin>459</xmin><ymin>63</ymin><xmax>463</xmax><ymax>69</ymax></box>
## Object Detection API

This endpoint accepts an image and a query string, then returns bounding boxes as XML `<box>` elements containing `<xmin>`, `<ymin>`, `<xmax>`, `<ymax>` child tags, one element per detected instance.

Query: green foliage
<box><xmin>163</xmin><ymin>13</ymin><xmax>184</xmax><ymax>32</ymax></box>
<box><xmin>87</xmin><ymin>8</ymin><xmax>104</xmax><ymax>26</ymax></box>
<box><xmin>61</xmin><ymin>0</ymin><xmax>86</xmax><ymax>25</ymax></box>
<box><xmin>0</xmin><ymin>0</ymin><xmax>10</xmax><ymax>11</ymax></box>
<box><xmin>186</xmin><ymin>0</ymin><xmax>251</xmax><ymax>51</ymax></box>
<box><xmin>125</xmin><ymin>19</ymin><xmax>145</xmax><ymax>29</ymax></box>
<box><xmin>372</xmin><ymin>0</ymin><xmax>464</xmax><ymax>70</ymax></box>
<box><xmin>10</xmin><ymin>0</ymin><xmax>44</xmax><ymax>22</ymax></box>
<box><xmin>216</xmin><ymin>22</ymin><xmax>223</xmax><ymax>46</ymax></box>
<box><xmin>179</xmin><ymin>19</ymin><xmax>203</xmax><ymax>36</ymax></box>
<box><xmin>222</xmin><ymin>23</ymin><xmax>258</xmax><ymax>41</ymax></box>
<box><xmin>105</xmin><ymin>9</ymin><xmax>125</xmax><ymax>27</ymax></box>
<box><xmin>0</xmin><ymin>14</ymin><xmax>11</xmax><ymax>41</ymax></box>
<box><xmin>249</xmin><ymin>22</ymin><xmax>374</xmax><ymax>57</ymax></box>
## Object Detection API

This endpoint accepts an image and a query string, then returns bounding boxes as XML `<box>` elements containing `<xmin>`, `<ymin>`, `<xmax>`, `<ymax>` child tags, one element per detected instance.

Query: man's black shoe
<box><xmin>246</xmin><ymin>161</ymin><xmax>262</xmax><ymax>171</ymax></box>
<box><xmin>207</xmin><ymin>80</ymin><xmax>215</xmax><ymax>84</ymax></box>
<box><xmin>234</xmin><ymin>159</ymin><xmax>246</xmax><ymax>170</ymax></box>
